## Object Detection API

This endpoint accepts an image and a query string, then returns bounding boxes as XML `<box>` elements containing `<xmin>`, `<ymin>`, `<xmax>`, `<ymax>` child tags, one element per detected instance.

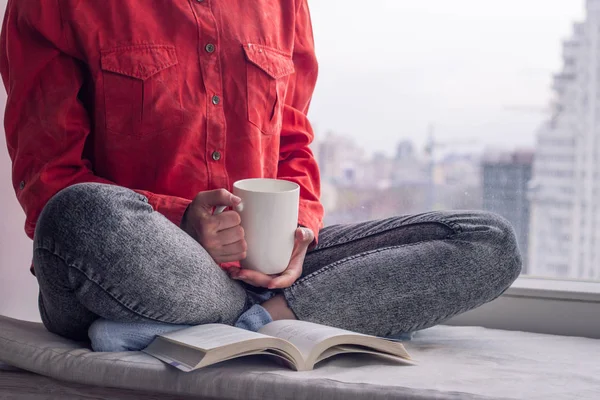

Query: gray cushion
<box><xmin>1</xmin><ymin>315</ymin><xmax>599</xmax><ymax>400</ymax></box>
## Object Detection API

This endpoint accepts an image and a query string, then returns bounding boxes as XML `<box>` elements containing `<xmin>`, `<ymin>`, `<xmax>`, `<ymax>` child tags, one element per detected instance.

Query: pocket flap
<box><xmin>243</xmin><ymin>43</ymin><xmax>295</xmax><ymax>79</ymax></box>
<box><xmin>101</xmin><ymin>45</ymin><xmax>178</xmax><ymax>80</ymax></box>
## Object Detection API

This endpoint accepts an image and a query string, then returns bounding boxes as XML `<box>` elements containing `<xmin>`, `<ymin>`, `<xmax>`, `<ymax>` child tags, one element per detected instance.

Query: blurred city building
<box><xmin>529</xmin><ymin>1</ymin><xmax>600</xmax><ymax>280</ymax></box>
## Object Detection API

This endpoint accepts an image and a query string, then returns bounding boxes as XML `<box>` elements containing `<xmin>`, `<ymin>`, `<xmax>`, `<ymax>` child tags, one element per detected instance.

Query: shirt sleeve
<box><xmin>277</xmin><ymin>0</ymin><xmax>324</xmax><ymax>242</ymax></box>
<box><xmin>0</xmin><ymin>1</ymin><xmax>191</xmax><ymax>239</ymax></box>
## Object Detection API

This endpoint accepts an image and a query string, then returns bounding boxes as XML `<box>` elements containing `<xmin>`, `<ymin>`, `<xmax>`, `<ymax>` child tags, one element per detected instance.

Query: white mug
<box><xmin>222</xmin><ymin>178</ymin><xmax>300</xmax><ymax>275</ymax></box>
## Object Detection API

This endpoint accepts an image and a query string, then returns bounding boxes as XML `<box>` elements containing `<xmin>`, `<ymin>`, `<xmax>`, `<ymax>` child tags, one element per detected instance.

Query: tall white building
<box><xmin>529</xmin><ymin>1</ymin><xmax>600</xmax><ymax>280</ymax></box>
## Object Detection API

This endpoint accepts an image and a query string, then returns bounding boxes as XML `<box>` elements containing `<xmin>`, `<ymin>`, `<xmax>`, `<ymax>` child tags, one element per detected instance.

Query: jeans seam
<box><xmin>35</xmin><ymin>246</ymin><xmax>166</xmax><ymax>324</ymax></box>
<box><xmin>440</xmin><ymin>218</ymin><xmax>463</xmax><ymax>234</ymax></box>
<box><xmin>312</xmin><ymin>220</ymin><xmax>459</xmax><ymax>254</ymax></box>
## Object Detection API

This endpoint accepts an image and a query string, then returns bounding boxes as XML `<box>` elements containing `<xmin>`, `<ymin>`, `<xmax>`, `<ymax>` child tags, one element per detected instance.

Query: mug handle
<box><xmin>213</xmin><ymin>203</ymin><xmax>244</xmax><ymax>215</ymax></box>
<box><xmin>213</xmin><ymin>205</ymin><xmax>227</xmax><ymax>215</ymax></box>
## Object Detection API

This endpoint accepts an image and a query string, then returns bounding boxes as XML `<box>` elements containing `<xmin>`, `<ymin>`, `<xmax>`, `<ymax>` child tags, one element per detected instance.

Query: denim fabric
<box><xmin>34</xmin><ymin>183</ymin><xmax>248</xmax><ymax>341</ymax></box>
<box><xmin>287</xmin><ymin>212</ymin><xmax>522</xmax><ymax>337</ymax></box>
<box><xmin>88</xmin><ymin>319</ymin><xmax>190</xmax><ymax>352</ymax></box>
<box><xmin>34</xmin><ymin>183</ymin><xmax>521</xmax><ymax>343</ymax></box>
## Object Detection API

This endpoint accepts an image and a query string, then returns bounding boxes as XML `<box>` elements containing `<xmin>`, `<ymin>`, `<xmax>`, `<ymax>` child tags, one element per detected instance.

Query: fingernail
<box><xmin>235</xmin><ymin>202</ymin><xmax>244</xmax><ymax>213</ymax></box>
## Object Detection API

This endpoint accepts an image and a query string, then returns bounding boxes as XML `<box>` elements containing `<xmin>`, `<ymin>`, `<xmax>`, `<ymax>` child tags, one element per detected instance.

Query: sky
<box><xmin>308</xmin><ymin>0</ymin><xmax>586</xmax><ymax>156</ymax></box>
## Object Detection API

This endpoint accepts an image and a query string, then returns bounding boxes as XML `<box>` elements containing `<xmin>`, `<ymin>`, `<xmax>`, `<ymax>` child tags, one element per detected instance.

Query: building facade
<box><xmin>529</xmin><ymin>0</ymin><xmax>600</xmax><ymax>279</ymax></box>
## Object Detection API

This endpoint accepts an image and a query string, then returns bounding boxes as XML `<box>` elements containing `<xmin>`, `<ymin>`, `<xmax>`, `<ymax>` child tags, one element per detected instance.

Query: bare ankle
<box><xmin>261</xmin><ymin>294</ymin><xmax>297</xmax><ymax>321</ymax></box>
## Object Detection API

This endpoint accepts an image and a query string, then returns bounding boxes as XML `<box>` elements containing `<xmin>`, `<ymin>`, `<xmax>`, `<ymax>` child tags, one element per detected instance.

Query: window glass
<box><xmin>309</xmin><ymin>1</ymin><xmax>598</xmax><ymax>282</ymax></box>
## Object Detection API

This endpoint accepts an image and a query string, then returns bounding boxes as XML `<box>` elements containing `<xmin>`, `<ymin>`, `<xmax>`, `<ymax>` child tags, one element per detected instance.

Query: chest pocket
<box><xmin>100</xmin><ymin>45</ymin><xmax>183</xmax><ymax>136</ymax></box>
<box><xmin>244</xmin><ymin>43</ymin><xmax>295</xmax><ymax>135</ymax></box>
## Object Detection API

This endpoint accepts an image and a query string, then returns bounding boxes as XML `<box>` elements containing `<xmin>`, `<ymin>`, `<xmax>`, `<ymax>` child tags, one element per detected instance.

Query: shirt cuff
<box><xmin>145</xmin><ymin>193</ymin><xmax>192</xmax><ymax>228</ymax></box>
<box><xmin>298</xmin><ymin>204</ymin><xmax>322</xmax><ymax>246</ymax></box>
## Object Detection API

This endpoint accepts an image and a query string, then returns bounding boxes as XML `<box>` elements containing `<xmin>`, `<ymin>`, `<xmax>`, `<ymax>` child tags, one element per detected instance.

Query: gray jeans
<box><xmin>34</xmin><ymin>183</ymin><xmax>521</xmax><ymax>341</ymax></box>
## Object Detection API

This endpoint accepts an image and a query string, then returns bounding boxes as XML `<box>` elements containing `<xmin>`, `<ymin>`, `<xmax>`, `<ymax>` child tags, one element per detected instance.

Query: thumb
<box><xmin>199</xmin><ymin>189</ymin><xmax>241</xmax><ymax>208</ymax></box>
<box><xmin>296</xmin><ymin>227</ymin><xmax>315</xmax><ymax>244</ymax></box>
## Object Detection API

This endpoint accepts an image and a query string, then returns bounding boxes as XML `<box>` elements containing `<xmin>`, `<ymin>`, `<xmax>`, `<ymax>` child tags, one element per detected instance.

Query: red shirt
<box><xmin>0</xmin><ymin>0</ymin><xmax>323</xmax><ymax>245</ymax></box>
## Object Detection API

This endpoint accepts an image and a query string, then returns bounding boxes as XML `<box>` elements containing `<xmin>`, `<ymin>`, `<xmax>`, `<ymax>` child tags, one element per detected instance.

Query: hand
<box><xmin>181</xmin><ymin>189</ymin><xmax>247</xmax><ymax>264</ymax></box>
<box><xmin>227</xmin><ymin>227</ymin><xmax>314</xmax><ymax>289</ymax></box>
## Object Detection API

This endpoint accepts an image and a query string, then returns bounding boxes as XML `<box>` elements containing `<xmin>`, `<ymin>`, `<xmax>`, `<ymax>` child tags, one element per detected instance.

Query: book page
<box><xmin>317</xmin><ymin>345</ymin><xmax>415</xmax><ymax>365</ymax></box>
<box><xmin>259</xmin><ymin>320</ymin><xmax>366</xmax><ymax>356</ymax></box>
<box><xmin>260</xmin><ymin>320</ymin><xmax>413</xmax><ymax>368</ymax></box>
<box><xmin>159</xmin><ymin>324</ymin><xmax>271</xmax><ymax>351</ymax></box>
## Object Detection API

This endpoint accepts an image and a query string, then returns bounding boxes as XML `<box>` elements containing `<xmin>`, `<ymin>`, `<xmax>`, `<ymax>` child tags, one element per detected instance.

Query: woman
<box><xmin>0</xmin><ymin>0</ymin><xmax>521</xmax><ymax>351</ymax></box>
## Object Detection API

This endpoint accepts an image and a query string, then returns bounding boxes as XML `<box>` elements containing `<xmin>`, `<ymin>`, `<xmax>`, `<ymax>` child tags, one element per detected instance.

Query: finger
<box><xmin>215</xmin><ymin>239</ymin><xmax>247</xmax><ymax>257</ymax></box>
<box><xmin>213</xmin><ymin>210</ymin><xmax>242</xmax><ymax>231</ymax></box>
<box><xmin>216</xmin><ymin>225</ymin><xmax>245</xmax><ymax>245</ymax></box>
<box><xmin>296</xmin><ymin>227</ymin><xmax>315</xmax><ymax>244</ymax></box>
<box><xmin>268</xmin><ymin>263</ymin><xmax>302</xmax><ymax>289</ymax></box>
<box><xmin>269</xmin><ymin>230</ymin><xmax>311</xmax><ymax>290</ymax></box>
<box><xmin>232</xmin><ymin>269</ymin><xmax>274</xmax><ymax>288</ymax></box>
<box><xmin>289</xmin><ymin>228</ymin><xmax>313</xmax><ymax>259</ymax></box>
<box><xmin>220</xmin><ymin>262</ymin><xmax>241</xmax><ymax>271</ymax></box>
<box><xmin>214</xmin><ymin>252</ymin><xmax>247</xmax><ymax>264</ymax></box>
<box><xmin>199</xmin><ymin>189</ymin><xmax>241</xmax><ymax>208</ymax></box>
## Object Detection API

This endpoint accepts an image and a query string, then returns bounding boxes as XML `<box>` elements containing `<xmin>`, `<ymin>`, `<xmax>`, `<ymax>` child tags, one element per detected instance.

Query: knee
<box><xmin>478</xmin><ymin>211</ymin><xmax>522</xmax><ymax>288</ymax></box>
<box><xmin>35</xmin><ymin>183</ymin><xmax>148</xmax><ymax>243</ymax></box>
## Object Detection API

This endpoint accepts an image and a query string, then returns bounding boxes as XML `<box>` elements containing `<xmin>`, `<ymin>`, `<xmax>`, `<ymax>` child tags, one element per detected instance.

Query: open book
<box><xmin>143</xmin><ymin>320</ymin><xmax>413</xmax><ymax>372</ymax></box>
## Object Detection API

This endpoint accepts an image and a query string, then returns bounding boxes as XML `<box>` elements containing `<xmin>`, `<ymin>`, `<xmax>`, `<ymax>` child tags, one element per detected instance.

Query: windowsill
<box><xmin>446</xmin><ymin>276</ymin><xmax>600</xmax><ymax>339</ymax></box>
<box><xmin>507</xmin><ymin>276</ymin><xmax>600</xmax><ymax>302</ymax></box>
